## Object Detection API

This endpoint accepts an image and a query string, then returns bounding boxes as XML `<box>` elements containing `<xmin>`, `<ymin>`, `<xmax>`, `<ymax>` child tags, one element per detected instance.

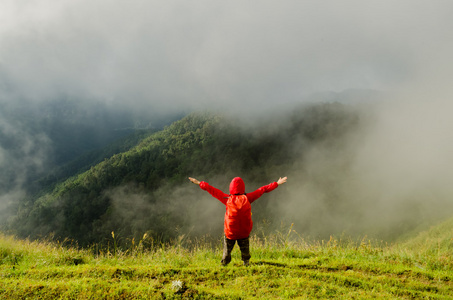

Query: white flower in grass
<box><xmin>171</xmin><ymin>280</ymin><xmax>184</xmax><ymax>292</ymax></box>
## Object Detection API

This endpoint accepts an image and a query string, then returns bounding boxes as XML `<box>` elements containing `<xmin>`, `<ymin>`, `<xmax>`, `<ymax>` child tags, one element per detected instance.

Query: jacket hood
<box><xmin>229</xmin><ymin>177</ymin><xmax>245</xmax><ymax>195</ymax></box>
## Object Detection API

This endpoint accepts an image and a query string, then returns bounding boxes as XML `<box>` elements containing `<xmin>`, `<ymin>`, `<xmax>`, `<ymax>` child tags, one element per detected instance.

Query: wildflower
<box><xmin>171</xmin><ymin>280</ymin><xmax>185</xmax><ymax>293</ymax></box>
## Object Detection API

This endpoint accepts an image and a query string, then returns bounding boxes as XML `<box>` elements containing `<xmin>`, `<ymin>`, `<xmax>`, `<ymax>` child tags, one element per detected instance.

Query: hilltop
<box><xmin>399</xmin><ymin>216</ymin><xmax>453</xmax><ymax>259</ymax></box>
<box><xmin>1</xmin><ymin>217</ymin><xmax>453</xmax><ymax>299</ymax></box>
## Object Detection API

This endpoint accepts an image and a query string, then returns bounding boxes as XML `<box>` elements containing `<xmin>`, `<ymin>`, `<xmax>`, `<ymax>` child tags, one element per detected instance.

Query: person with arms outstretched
<box><xmin>188</xmin><ymin>176</ymin><xmax>287</xmax><ymax>266</ymax></box>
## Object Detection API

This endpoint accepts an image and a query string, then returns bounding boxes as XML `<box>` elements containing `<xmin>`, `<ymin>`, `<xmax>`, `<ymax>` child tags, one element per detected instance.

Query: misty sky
<box><xmin>1</xmin><ymin>1</ymin><xmax>452</xmax><ymax>112</ymax></box>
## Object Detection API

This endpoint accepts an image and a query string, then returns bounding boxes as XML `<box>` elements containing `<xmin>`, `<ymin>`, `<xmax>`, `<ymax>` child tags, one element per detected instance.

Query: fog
<box><xmin>1</xmin><ymin>1</ymin><xmax>450</xmax><ymax>112</ymax></box>
<box><xmin>2</xmin><ymin>1</ymin><xmax>453</xmax><ymax>239</ymax></box>
<box><xmin>2</xmin><ymin>1</ymin><xmax>441</xmax><ymax>110</ymax></box>
<box><xmin>278</xmin><ymin>96</ymin><xmax>453</xmax><ymax>239</ymax></box>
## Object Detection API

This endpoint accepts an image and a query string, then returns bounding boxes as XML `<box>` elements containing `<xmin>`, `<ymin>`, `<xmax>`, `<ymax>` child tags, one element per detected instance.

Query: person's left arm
<box><xmin>188</xmin><ymin>177</ymin><xmax>228</xmax><ymax>205</ymax></box>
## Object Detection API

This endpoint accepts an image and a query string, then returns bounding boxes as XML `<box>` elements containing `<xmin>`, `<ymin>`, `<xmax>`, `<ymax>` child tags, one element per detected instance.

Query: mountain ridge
<box><xmin>8</xmin><ymin>103</ymin><xmax>360</xmax><ymax>246</ymax></box>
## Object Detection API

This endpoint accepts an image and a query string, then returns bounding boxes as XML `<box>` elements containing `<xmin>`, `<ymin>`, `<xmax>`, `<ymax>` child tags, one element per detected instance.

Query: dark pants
<box><xmin>221</xmin><ymin>236</ymin><xmax>251</xmax><ymax>265</ymax></box>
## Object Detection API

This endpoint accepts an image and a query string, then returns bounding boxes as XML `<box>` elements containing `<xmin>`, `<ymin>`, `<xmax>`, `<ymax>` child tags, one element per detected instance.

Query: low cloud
<box><xmin>2</xmin><ymin>1</ymin><xmax>451</xmax><ymax>112</ymax></box>
<box><xmin>277</xmin><ymin>89</ymin><xmax>453</xmax><ymax>239</ymax></box>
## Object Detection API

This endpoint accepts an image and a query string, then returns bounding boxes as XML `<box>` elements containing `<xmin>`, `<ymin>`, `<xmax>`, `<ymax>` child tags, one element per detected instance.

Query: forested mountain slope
<box><xmin>8</xmin><ymin>103</ymin><xmax>359</xmax><ymax>246</ymax></box>
<box><xmin>0</xmin><ymin>98</ymin><xmax>181</xmax><ymax>199</ymax></box>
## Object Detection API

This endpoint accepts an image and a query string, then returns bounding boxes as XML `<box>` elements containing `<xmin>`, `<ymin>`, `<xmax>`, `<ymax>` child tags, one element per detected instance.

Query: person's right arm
<box><xmin>277</xmin><ymin>177</ymin><xmax>287</xmax><ymax>185</ymax></box>
<box><xmin>247</xmin><ymin>177</ymin><xmax>287</xmax><ymax>203</ymax></box>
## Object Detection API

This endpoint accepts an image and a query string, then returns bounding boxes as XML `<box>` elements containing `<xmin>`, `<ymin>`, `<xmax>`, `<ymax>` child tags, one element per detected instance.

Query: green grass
<box><xmin>1</xmin><ymin>227</ymin><xmax>453</xmax><ymax>299</ymax></box>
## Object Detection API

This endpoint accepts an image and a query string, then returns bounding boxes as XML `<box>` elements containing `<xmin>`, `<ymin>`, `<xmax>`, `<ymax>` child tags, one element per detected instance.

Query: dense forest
<box><xmin>4</xmin><ymin>102</ymin><xmax>360</xmax><ymax>247</ymax></box>
<box><xmin>0</xmin><ymin>98</ymin><xmax>183</xmax><ymax>196</ymax></box>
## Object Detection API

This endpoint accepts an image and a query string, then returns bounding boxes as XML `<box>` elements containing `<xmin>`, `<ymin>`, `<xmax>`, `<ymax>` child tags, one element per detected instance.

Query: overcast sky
<box><xmin>1</xmin><ymin>0</ymin><xmax>452</xmax><ymax>113</ymax></box>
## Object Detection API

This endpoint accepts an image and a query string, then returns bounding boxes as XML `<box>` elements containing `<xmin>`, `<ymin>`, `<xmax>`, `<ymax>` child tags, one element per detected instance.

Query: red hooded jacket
<box><xmin>199</xmin><ymin>177</ymin><xmax>278</xmax><ymax>240</ymax></box>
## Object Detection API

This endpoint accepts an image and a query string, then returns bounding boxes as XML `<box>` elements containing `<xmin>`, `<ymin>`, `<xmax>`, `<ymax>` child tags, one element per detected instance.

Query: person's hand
<box><xmin>277</xmin><ymin>176</ymin><xmax>287</xmax><ymax>185</ymax></box>
<box><xmin>188</xmin><ymin>177</ymin><xmax>201</xmax><ymax>185</ymax></box>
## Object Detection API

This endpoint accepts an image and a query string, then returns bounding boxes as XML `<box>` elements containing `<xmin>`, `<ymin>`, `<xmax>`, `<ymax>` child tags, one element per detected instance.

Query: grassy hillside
<box><xmin>399</xmin><ymin>216</ymin><xmax>453</xmax><ymax>262</ymax></box>
<box><xmin>1</xmin><ymin>225</ymin><xmax>453</xmax><ymax>299</ymax></box>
